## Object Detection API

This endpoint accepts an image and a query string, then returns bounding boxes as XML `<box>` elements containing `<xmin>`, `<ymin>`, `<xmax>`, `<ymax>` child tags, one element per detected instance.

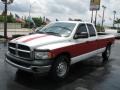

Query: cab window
<box><xmin>74</xmin><ymin>24</ymin><xmax>88</xmax><ymax>39</ymax></box>
<box><xmin>76</xmin><ymin>24</ymin><xmax>88</xmax><ymax>35</ymax></box>
<box><xmin>87</xmin><ymin>24</ymin><xmax>96</xmax><ymax>37</ymax></box>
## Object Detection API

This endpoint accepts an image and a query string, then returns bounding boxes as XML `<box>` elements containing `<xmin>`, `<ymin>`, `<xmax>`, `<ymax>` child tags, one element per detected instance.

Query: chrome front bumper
<box><xmin>5</xmin><ymin>57</ymin><xmax>51</xmax><ymax>73</ymax></box>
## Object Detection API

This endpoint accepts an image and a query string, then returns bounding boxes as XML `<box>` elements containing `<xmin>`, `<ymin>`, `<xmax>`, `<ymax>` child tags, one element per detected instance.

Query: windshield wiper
<box><xmin>45</xmin><ymin>32</ymin><xmax>61</xmax><ymax>37</ymax></box>
<box><xmin>37</xmin><ymin>31</ymin><xmax>45</xmax><ymax>34</ymax></box>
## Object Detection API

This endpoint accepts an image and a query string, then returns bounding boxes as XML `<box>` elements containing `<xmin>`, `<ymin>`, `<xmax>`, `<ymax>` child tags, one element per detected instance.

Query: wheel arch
<box><xmin>54</xmin><ymin>52</ymin><xmax>71</xmax><ymax>64</ymax></box>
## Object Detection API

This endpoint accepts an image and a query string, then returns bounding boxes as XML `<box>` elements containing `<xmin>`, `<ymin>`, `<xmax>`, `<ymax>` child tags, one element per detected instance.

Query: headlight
<box><xmin>34</xmin><ymin>50</ymin><xmax>52</xmax><ymax>59</ymax></box>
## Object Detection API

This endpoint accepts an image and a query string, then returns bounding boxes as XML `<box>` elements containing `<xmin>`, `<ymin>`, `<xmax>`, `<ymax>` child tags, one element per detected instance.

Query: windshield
<box><xmin>37</xmin><ymin>22</ymin><xmax>76</xmax><ymax>37</ymax></box>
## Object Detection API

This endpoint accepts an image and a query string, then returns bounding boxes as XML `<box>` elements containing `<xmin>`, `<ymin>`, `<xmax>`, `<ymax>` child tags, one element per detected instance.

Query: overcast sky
<box><xmin>0</xmin><ymin>0</ymin><xmax>120</xmax><ymax>26</ymax></box>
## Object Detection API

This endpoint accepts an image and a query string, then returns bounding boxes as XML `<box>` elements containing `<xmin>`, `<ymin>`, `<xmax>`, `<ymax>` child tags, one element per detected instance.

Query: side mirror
<box><xmin>74</xmin><ymin>32</ymin><xmax>88</xmax><ymax>39</ymax></box>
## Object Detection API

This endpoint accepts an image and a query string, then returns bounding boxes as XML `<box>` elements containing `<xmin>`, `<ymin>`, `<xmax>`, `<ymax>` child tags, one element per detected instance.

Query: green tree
<box><xmin>1</xmin><ymin>0</ymin><xmax>14</xmax><ymax>4</ymax></box>
<box><xmin>115</xmin><ymin>18</ymin><xmax>120</xmax><ymax>29</ymax></box>
<box><xmin>115</xmin><ymin>19</ymin><xmax>120</xmax><ymax>24</ymax></box>
<box><xmin>23</xmin><ymin>16</ymin><xmax>46</xmax><ymax>28</ymax></box>
<box><xmin>7</xmin><ymin>13</ymin><xmax>15</xmax><ymax>23</ymax></box>
<box><xmin>0</xmin><ymin>15</ymin><xmax>4</xmax><ymax>22</ymax></box>
<box><xmin>0</xmin><ymin>12</ymin><xmax>15</xmax><ymax>23</ymax></box>
<box><xmin>96</xmin><ymin>24</ymin><xmax>105</xmax><ymax>32</ymax></box>
<box><xmin>32</xmin><ymin>17</ymin><xmax>43</xmax><ymax>27</ymax></box>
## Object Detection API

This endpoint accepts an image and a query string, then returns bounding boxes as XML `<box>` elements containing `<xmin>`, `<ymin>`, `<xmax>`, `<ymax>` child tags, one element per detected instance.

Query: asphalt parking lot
<box><xmin>0</xmin><ymin>40</ymin><xmax>120</xmax><ymax>90</ymax></box>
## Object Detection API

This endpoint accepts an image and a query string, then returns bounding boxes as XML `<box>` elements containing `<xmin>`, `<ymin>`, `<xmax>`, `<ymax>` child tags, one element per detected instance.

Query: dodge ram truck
<box><xmin>5</xmin><ymin>21</ymin><xmax>115</xmax><ymax>80</ymax></box>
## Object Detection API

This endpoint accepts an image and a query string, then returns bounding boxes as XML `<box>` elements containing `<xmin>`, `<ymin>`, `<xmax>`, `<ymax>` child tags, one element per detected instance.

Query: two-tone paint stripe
<box><xmin>14</xmin><ymin>34</ymin><xmax>49</xmax><ymax>43</ymax></box>
<box><xmin>22</xmin><ymin>35</ymin><xmax>48</xmax><ymax>43</ymax></box>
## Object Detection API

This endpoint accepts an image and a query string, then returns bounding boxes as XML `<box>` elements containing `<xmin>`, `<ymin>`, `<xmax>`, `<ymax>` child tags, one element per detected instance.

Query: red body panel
<box><xmin>51</xmin><ymin>37</ymin><xmax>115</xmax><ymax>58</ymax></box>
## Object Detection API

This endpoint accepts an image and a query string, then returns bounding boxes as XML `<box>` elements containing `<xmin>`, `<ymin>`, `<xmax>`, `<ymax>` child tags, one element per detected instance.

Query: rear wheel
<box><xmin>102</xmin><ymin>45</ymin><xmax>111</xmax><ymax>64</ymax></box>
<box><xmin>50</xmin><ymin>55</ymin><xmax>70</xmax><ymax>81</ymax></box>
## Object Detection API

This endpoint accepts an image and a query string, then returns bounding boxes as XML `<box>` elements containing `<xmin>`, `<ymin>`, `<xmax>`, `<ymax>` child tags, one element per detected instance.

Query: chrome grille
<box><xmin>8</xmin><ymin>43</ymin><xmax>31</xmax><ymax>59</ymax></box>
<box><xmin>18</xmin><ymin>44</ymin><xmax>30</xmax><ymax>51</ymax></box>
<box><xmin>8</xmin><ymin>47</ymin><xmax>16</xmax><ymax>54</ymax></box>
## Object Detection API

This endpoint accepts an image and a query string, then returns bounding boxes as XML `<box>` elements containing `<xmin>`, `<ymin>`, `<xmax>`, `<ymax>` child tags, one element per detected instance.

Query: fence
<box><xmin>0</xmin><ymin>23</ymin><xmax>22</xmax><ymax>30</ymax></box>
<box><xmin>0</xmin><ymin>23</ymin><xmax>31</xmax><ymax>37</ymax></box>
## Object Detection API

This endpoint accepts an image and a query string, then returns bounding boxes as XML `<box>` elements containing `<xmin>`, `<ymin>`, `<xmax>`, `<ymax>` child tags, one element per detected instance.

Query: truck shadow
<box><xmin>14</xmin><ymin>56</ymin><xmax>112</xmax><ymax>90</ymax></box>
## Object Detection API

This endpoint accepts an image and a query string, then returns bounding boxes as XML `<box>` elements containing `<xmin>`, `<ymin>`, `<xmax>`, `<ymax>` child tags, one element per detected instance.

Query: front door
<box><xmin>71</xmin><ymin>24</ymin><xmax>90</xmax><ymax>64</ymax></box>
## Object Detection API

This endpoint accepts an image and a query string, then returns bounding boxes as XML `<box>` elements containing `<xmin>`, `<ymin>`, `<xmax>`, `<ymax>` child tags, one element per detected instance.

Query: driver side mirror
<box><xmin>74</xmin><ymin>32</ymin><xmax>88</xmax><ymax>39</ymax></box>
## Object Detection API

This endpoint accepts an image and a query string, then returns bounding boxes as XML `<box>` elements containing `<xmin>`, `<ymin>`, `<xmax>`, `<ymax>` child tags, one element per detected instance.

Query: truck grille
<box><xmin>8</xmin><ymin>43</ymin><xmax>31</xmax><ymax>59</ymax></box>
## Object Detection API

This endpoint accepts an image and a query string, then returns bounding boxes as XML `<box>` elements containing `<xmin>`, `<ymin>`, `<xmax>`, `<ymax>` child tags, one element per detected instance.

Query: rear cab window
<box><xmin>87</xmin><ymin>24</ymin><xmax>96</xmax><ymax>37</ymax></box>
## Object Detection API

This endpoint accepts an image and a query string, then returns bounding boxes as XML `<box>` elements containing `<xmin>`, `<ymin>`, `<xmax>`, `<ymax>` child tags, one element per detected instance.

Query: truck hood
<box><xmin>11</xmin><ymin>34</ymin><xmax>67</xmax><ymax>48</ymax></box>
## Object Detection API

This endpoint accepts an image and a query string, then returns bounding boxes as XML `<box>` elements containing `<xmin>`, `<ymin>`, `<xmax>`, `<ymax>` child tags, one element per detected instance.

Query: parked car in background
<box><xmin>105</xmin><ymin>29</ymin><xmax>120</xmax><ymax>39</ymax></box>
<box><xmin>5</xmin><ymin>21</ymin><xmax>115</xmax><ymax>81</ymax></box>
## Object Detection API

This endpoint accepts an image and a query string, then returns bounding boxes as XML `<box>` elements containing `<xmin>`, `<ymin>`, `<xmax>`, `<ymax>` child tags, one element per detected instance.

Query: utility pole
<box><xmin>94</xmin><ymin>10</ymin><xmax>98</xmax><ymax>26</ymax></box>
<box><xmin>113</xmin><ymin>10</ymin><xmax>116</xmax><ymax>28</ymax></box>
<box><xmin>91</xmin><ymin>10</ymin><xmax>94</xmax><ymax>23</ymax></box>
<box><xmin>28</xmin><ymin>1</ymin><xmax>36</xmax><ymax>28</ymax></box>
<box><xmin>4</xmin><ymin>0</ymin><xmax>7</xmax><ymax>39</ymax></box>
<box><xmin>1</xmin><ymin>0</ymin><xmax>14</xmax><ymax>39</ymax></box>
<box><xmin>101</xmin><ymin>5</ymin><xmax>106</xmax><ymax>31</ymax></box>
<box><xmin>29</xmin><ymin>4</ymin><xmax>32</xmax><ymax>29</ymax></box>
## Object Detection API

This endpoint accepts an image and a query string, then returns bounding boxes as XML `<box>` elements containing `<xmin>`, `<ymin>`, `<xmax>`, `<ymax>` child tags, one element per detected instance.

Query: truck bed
<box><xmin>97</xmin><ymin>32</ymin><xmax>115</xmax><ymax>39</ymax></box>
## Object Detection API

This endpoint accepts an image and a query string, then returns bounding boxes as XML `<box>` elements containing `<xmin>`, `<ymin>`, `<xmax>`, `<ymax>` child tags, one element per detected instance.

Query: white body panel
<box><xmin>71</xmin><ymin>48</ymin><xmax>105</xmax><ymax>64</ymax></box>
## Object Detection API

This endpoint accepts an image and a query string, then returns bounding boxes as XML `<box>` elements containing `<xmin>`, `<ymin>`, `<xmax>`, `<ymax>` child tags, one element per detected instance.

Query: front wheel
<box><xmin>50</xmin><ymin>55</ymin><xmax>70</xmax><ymax>81</ymax></box>
<box><xmin>102</xmin><ymin>46</ymin><xmax>111</xmax><ymax>64</ymax></box>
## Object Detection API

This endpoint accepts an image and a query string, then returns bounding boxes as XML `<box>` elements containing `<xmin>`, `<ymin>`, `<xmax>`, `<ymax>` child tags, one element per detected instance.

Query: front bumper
<box><xmin>5</xmin><ymin>53</ymin><xmax>52</xmax><ymax>73</ymax></box>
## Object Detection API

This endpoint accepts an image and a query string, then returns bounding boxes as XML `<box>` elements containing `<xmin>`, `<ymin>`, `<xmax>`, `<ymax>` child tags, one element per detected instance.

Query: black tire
<box><xmin>102</xmin><ymin>45</ymin><xmax>111</xmax><ymax>64</ymax></box>
<box><xmin>16</xmin><ymin>69</ymin><xmax>26</xmax><ymax>74</ymax></box>
<box><xmin>50</xmin><ymin>55</ymin><xmax>70</xmax><ymax>81</ymax></box>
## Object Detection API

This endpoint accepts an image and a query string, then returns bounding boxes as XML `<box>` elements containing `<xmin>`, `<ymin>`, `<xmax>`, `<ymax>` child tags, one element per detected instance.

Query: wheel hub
<box><xmin>57</xmin><ymin>62</ymin><xmax>67</xmax><ymax>77</ymax></box>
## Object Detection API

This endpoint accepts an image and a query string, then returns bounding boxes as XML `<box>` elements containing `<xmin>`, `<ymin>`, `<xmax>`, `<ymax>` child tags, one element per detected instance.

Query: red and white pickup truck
<box><xmin>5</xmin><ymin>21</ymin><xmax>115</xmax><ymax>80</ymax></box>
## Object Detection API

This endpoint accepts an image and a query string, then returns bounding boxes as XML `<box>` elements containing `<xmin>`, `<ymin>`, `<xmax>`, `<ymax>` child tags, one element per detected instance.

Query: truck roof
<box><xmin>55</xmin><ymin>21</ymin><xmax>93</xmax><ymax>25</ymax></box>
